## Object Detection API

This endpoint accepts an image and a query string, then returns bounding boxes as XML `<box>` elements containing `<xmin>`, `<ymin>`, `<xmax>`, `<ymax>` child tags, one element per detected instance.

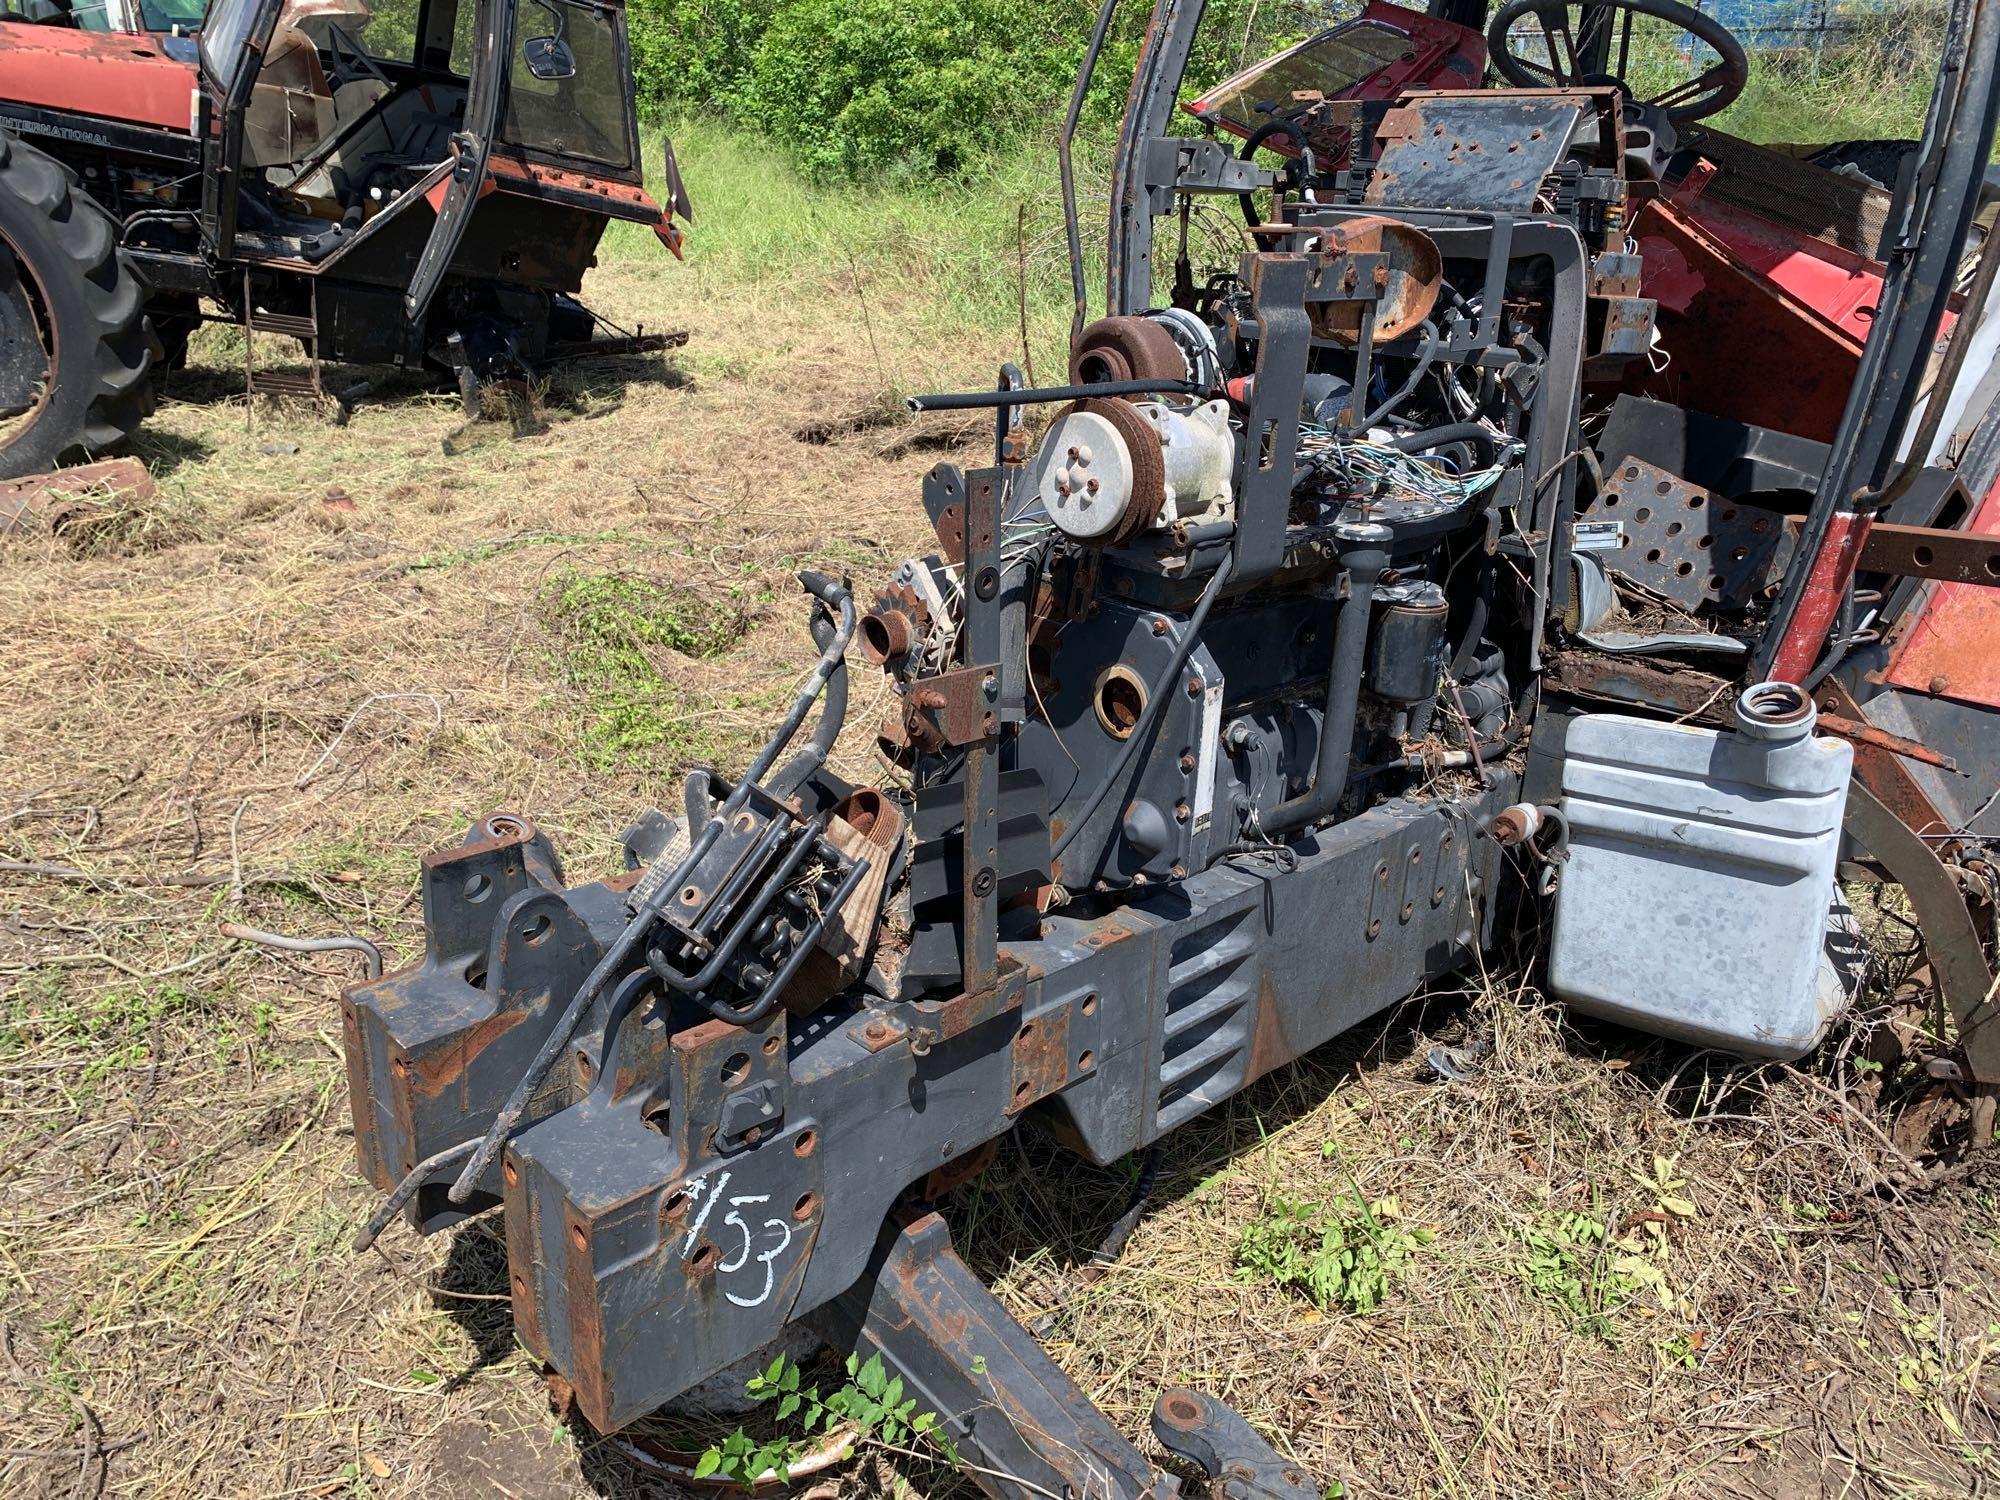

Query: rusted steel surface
<box><xmin>0</xmin><ymin>458</ymin><xmax>155</xmax><ymax>536</ymax></box>
<box><xmin>1547</xmin><ymin>649</ymin><xmax>1733</xmax><ymax>719</ymax></box>
<box><xmin>1306</xmin><ymin>216</ymin><xmax>1441</xmax><ymax>344</ymax></box>
<box><xmin>1151</xmin><ymin>1386</ymin><xmax>1320</xmax><ymax>1499</ymax></box>
<box><xmin>914</xmin><ymin>958</ymin><xmax>1028</xmax><ymax>1045</ymax></box>
<box><xmin>811</xmin><ymin>1213</ymin><xmax>1176</xmax><ymax>1499</ymax></box>
<box><xmin>1843</xmin><ymin>781</ymin><xmax>2000</xmax><ymax>1086</ymax></box>
<box><xmin>1882</xmin><ymin>474</ymin><xmax>2000</xmax><ymax>709</ymax></box>
<box><xmin>1861</xmin><ymin>520</ymin><xmax>2000</xmax><ymax>588</ymax></box>
<box><xmin>1817</xmin><ymin>679</ymin><xmax>1954</xmax><ymax>843</ymax></box>
<box><xmin>1815</xmin><ymin>713</ymin><xmax>1956</xmax><ymax>770</ymax></box>
<box><xmin>1368</xmin><ymin>90</ymin><xmax>1612</xmax><ymax>217</ymax></box>
<box><xmin>1005</xmin><ymin>1006</ymin><xmax>1074</xmax><ymax>1115</ymax></box>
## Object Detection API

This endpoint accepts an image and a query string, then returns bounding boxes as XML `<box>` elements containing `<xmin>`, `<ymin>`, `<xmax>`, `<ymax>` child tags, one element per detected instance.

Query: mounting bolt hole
<box><xmin>569</xmin><ymin>1223</ymin><xmax>588</xmax><ymax>1253</ymax></box>
<box><xmin>720</xmin><ymin>1052</ymin><xmax>752</xmax><ymax>1087</ymax></box>
<box><xmin>523</xmin><ymin>913</ymin><xmax>553</xmax><ymax>947</ymax></box>
<box><xmin>1078</xmin><ymin>1050</ymin><xmax>1096</xmax><ymax>1071</ymax></box>
<box><xmin>463</xmin><ymin>873</ymin><xmax>493</xmax><ymax>903</ymax></box>
<box><xmin>793</xmin><ymin>1192</ymin><xmax>819</xmax><ymax>1221</ymax></box>
<box><xmin>793</xmin><ymin>1129</ymin><xmax>818</xmax><ymax>1157</ymax></box>
<box><xmin>1081</xmin><ymin>992</ymin><xmax>1098</xmax><ymax>1017</ymax></box>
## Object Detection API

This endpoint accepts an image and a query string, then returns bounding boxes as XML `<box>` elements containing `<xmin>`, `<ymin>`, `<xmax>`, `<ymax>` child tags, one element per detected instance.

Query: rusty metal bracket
<box><xmin>1152</xmin><ymin>1387</ymin><xmax>1321</xmax><ymax>1500</ymax></box>
<box><xmin>1860</xmin><ymin>520</ymin><xmax>2000</xmax><ymax>588</ymax></box>
<box><xmin>908</xmin><ymin>664</ymin><xmax>1000</xmax><ymax>747</ymax></box>
<box><xmin>809</xmin><ymin>1212</ymin><xmax>1179</xmax><ymax>1499</ymax></box>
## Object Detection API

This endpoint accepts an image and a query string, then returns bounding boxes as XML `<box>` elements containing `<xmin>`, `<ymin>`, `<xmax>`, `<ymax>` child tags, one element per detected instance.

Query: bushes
<box><xmin>740</xmin><ymin>0</ymin><xmax>1068</xmax><ymax>179</ymax></box>
<box><xmin>628</xmin><ymin>0</ymin><xmax>1319</xmax><ymax>181</ymax></box>
<box><xmin>626</xmin><ymin>0</ymin><xmax>777</xmax><ymax>118</ymax></box>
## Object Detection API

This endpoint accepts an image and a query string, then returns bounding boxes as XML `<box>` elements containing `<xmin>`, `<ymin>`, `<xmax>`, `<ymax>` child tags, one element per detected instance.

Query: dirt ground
<box><xmin>4</xmin><ymin>244</ymin><xmax>2000</xmax><ymax>1500</ymax></box>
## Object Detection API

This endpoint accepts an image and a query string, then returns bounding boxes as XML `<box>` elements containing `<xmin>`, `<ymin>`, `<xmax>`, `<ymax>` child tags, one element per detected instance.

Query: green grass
<box><xmin>1706</xmin><ymin>6</ymin><xmax>1946</xmax><ymax>146</ymax></box>
<box><xmin>603</xmin><ymin>115</ymin><xmax>1113</xmax><ymax>381</ymax></box>
<box><xmin>538</xmin><ymin>565</ymin><xmax>758</xmax><ymax>770</ymax></box>
<box><xmin>608</xmin><ymin>4</ymin><xmax>1955</xmax><ymax>346</ymax></box>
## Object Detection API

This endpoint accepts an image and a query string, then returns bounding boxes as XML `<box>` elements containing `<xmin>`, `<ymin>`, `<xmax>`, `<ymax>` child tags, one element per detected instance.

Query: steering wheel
<box><xmin>1485</xmin><ymin>0</ymin><xmax>1749</xmax><ymax>123</ymax></box>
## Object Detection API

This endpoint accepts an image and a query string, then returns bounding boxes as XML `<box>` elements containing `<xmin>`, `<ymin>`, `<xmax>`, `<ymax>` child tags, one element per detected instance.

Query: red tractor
<box><xmin>0</xmin><ymin>0</ymin><xmax>690</xmax><ymax>476</ymax></box>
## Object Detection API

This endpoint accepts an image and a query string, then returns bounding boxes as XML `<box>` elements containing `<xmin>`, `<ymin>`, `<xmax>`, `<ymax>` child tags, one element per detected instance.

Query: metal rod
<box><xmin>650</xmin><ymin>822</ymin><xmax>826</xmax><ymax>994</ymax></box>
<box><xmin>908</xmin><ymin>377</ymin><xmax>1205</xmax><ymax>414</ymax></box>
<box><xmin>706</xmin><ymin>854</ymin><xmax>873</xmax><ymax>1028</ymax></box>
<box><xmin>220</xmin><ymin>921</ymin><xmax>384</xmax><ymax>981</ymax></box>
<box><xmin>1062</xmin><ymin>0</ymin><xmax>1125</xmax><ymax>345</ymax></box>
<box><xmin>352</xmin><ymin>1139</ymin><xmax>478</xmax><ymax>1252</ymax></box>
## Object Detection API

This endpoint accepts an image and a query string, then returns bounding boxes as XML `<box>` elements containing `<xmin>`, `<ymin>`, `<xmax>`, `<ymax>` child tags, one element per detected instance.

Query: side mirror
<box><xmin>524</xmin><ymin>35</ymin><xmax>575</xmax><ymax>81</ymax></box>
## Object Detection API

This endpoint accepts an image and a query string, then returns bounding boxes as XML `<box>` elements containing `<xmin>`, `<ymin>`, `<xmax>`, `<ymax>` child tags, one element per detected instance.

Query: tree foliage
<box><xmin>626</xmin><ymin>0</ymin><xmax>1327</xmax><ymax>179</ymax></box>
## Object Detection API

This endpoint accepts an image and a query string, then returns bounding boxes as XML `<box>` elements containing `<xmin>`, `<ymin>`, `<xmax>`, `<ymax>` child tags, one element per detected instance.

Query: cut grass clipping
<box><xmin>538</xmin><ymin>567</ymin><xmax>753</xmax><ymax>770</ymax></box>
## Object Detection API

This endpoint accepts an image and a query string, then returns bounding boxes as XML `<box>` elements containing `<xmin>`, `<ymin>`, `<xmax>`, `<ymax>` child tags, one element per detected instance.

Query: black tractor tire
<box><xmin>0</xmin><ymin>130</ymin><xmax>159</xmax><ymax>479</ymax></box>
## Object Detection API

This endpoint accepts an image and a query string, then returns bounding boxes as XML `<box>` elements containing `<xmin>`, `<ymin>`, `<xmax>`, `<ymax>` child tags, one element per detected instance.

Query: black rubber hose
<box><xmin>772</xmin><ymin>581</ymin><xmax>851</xmax><ymax>796</ymax></box>
<box><xmin>443</xmin><ymin>574</ymin><xmax>856</xmax><ymax>1207</ymax></box>
<box><xmin>1389</xmin><ymin>422</ymin><xmax>1503</xmax><ymax>461</ymax></box>
<box><xmin>1255</xmin><ymin>542</ymin><xmax>1390</xmax><ymax>838</ymax></box>
<box><xmin>1050</xmin><ymin>549</ymin><xmax>1237</xmax><ymax>871</ymax></box>
<box><xmin>1449</xmin><ymin>552</ymin><xmax>1496</xmax><ymax>681</ymax></box>
<box><xmin>1083</xmin><ymin>1146</ymin><xmax>1163</xmax><ymax>1279</ymax></box>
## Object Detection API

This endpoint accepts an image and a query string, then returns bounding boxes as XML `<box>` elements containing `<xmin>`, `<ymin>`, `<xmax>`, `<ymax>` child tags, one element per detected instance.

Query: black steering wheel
<box><xmin>1485</xmin><ymin>0</ymin><xmax>1749</xmax><ymax>123</ymax></box>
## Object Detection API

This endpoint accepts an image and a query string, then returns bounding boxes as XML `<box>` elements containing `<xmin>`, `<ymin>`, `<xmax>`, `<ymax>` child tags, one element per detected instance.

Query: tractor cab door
<box><xmin>403</xmin><ymin>0</ymin><xmax>511</xmax><ymax>320</ymax></box>
<box><xmin>195</xmin><ymin>0</ymin><xmax>284</xmax><ymax>251</ymax></box>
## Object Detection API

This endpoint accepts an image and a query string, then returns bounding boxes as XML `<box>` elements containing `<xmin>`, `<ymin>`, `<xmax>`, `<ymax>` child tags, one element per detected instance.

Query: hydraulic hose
<box><xmin>444</xmin><ymin>574</ymin><xmax>856</xmax><ymax>1207</ymax></box>
<box><xmin>1254</xmin><ymin>539</ymin><xmax>1390</xmax><ymax>838</ymax></box>
<box><xmin>1389</xmin><ymin>422</ymin><xmax>1503</xmax><ymax>462</ymax></box>
<box><xmin>772</xmin><ymin>574</ymin><xmax>852</xmax><ymax>796</ymax></box>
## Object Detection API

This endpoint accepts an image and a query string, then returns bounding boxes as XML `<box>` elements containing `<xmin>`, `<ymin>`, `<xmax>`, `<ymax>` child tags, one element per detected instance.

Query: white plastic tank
<box><xmin>1548</xmin><ymin>681</ymin><xmax>1857</xmax><ymax>1060</ymax></box>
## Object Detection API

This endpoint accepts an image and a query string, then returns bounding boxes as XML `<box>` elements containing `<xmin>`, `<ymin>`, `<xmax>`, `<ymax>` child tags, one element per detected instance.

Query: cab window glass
<box><xmin>343</xmin><ymin>0</ymin><xmax>421</xmax><ymax>65</ymax></box>
<box><xmin>503</xmin><ymin>0</ymin><xmax>629</xmax><ymax>167</ymax></box>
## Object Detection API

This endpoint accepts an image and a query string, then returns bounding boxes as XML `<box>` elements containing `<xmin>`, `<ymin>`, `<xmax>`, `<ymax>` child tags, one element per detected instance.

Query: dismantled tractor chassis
<box><xmin>342</xmin><ymin>0</ymin><xmax>2000</xmax><ymax>1493</ymax></box>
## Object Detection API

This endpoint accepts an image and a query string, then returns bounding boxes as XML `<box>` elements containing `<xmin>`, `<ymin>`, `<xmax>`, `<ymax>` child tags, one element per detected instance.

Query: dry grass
<box><xmin>3</xmin><ymin>199</ymin><xmax>1999</xmax><ymax>1500</ymax></box>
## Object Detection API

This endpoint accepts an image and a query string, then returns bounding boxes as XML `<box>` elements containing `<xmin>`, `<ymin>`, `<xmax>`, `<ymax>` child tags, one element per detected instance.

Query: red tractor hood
<box><xmin>0</xmin><ymin>27</ymin><xmax>197</xmax><ymax>136</ymax></box>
